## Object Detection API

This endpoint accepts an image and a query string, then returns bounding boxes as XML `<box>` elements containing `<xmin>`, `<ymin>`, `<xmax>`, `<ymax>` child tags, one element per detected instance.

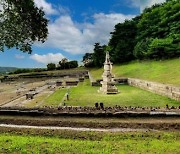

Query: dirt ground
<box><xmin>0</xmin><ymin>78</ymin><xmax>76</xmax><ymax>108</ymax></box>
<box><xmin>0</xmin><ymin>80</ymin><xmax>50</xmax><ymax>107</ymax></box>
<box><xmin>0</xmin><ymin>115</ymin><xmax>180</xmax><ymax>131</ymax></box>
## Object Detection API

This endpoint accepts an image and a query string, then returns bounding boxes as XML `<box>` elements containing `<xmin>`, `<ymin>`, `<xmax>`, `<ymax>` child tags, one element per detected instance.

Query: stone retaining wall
<box><xmin>128</xmin><ymin>78</ymin><xmax>180</xmax><ymax>101</ymax></box>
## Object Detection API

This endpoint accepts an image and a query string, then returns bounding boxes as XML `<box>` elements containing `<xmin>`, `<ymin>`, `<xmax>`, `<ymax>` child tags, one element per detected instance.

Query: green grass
<box><xmin>0</xmin><ymin>132</ymin><xmax>180</xmax><ymax>154</ymax></box>
<box><xmin>41</xmin><ymin>88</ymin><xmax>67</xmax><ymax>107</ymax></box>
<box><xmin>64</xmin><ymin>80</ymin><xmax>179</xmax><ymax>107</ymax></box>
<box><xmin>89</xmin><ymin>58</ymin><xmax>180</xmax><ymax>86</ymax></box>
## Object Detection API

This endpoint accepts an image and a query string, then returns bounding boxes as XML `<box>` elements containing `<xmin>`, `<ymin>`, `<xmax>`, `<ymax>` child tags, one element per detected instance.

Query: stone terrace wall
<box><xmin>128</xmin><ymin>78</ymin><xmax>180</xmax><ymax>101</ymax></box>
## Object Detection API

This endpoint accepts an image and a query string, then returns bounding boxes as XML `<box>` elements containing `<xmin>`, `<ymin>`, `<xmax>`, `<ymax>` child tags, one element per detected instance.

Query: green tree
<box><xmin>93</xmin><ymin>43</ymin><xmax>106</xmax><ymax>67</ymax></box>
<box><xmin>0</xmin><ymin>0</ymin><xmax>48</xmax><ymax>53</ymax></box>
<box><xmin>109</xmin><ymin>19</ymin><xmax>138</xmax><ymax>63</ymax></box>
<box><xmin>82</xmin><ymin>53</ymin><xmax>94</xmax><ymax>67</ymax></box>
<box><xmin>134</xmin><ymin>38</ymin><xmax>152</xmax><ymax>59</ymax></box>
<box><xmin>58</xmin><ymin>58</ymin><xmax>68</xmax><ymax>69</ymax></box>
<box><xmin>135</xmin><ymin>0</ymin><xmax>180</xmax><ymax>59</ymax></box>
<box><xmin>47</xmin><ymin>63</ymin><xmax>56</xmax><ymax>71</ymax></box>
<box><xmin>147</xmin><ymin>37</ymin><xmax>180</xmax><ymax>59</ymax></box>
<box><xmin>68</xmin><ymin>61</ymin><xmax>78</xmax><ymax>68</ymax></box>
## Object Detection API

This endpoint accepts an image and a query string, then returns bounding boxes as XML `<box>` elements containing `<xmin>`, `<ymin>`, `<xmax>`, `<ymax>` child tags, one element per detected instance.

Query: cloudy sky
<box><xmin>0</xmin><ymin>0</ymin><xmax>166</xmax><ymax>68</ymax></box>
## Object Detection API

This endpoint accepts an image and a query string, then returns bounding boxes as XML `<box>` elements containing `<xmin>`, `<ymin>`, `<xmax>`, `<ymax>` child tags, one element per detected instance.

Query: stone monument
<box><xmin>99</xmin><ymin>51</ymin><xmax>119</xmax><ymax>94</ymax></box>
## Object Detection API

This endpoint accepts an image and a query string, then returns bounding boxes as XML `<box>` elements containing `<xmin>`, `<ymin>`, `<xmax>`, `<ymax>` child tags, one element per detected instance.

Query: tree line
<box><xmin>83</xmin><ymin>0</ymin><xmax>180</xmax><ymax>67</ymax></box>
<box><xmin>9</xmin><ymin>59</ymin><xmax>78</xmax><ymax>74</ymax></box>
<box><xmin>47</xmin><ymin>58</ymin><xmax>78</xmax><ymax>71</ymax></box>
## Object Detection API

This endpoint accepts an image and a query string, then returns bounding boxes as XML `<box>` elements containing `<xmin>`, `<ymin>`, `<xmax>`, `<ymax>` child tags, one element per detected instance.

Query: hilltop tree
<box><xmin>47</xmin><ymin>63</ymin><xmax>56</xmax><ymax>71</ymax></box>
<box><xmin>0</xmin><ymin>0</ymin><xmax>48</xmax><ymax>53</ymax></box>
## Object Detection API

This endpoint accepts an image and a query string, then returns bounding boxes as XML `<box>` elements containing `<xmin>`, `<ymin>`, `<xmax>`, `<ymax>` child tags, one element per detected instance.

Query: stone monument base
<box><xmin>98</xmin><ymin>89</ymin><xmax>119</xmax><ymax>94</ymax></box>
<box><xmin>99</xmin><ymin>82</ymin><xmax>119</xmax><ymax>94</ymax></box>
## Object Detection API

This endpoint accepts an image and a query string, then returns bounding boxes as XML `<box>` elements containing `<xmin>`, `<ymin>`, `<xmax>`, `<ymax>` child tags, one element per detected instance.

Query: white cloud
<box><xmin>39</xmin><ymin>13</ymin><xmax>135</xmax><ymax>54</ymax></box>
<box><xmin>140</xmin><ymin>0</ymin><xmax>166</xmax><ymax>12</ymax></box>
<box><xmin>34</xmin><ymin>0</ymin><xmax>58</xmax><ymax>15</ymax></box>
<box><xmin>129</xmin><ymin>0</ymin><xmax>140</xmax><ymax>8</ymax></box>
<box><xmin>30</xmin><ymin>53</ymin><xmax>64</xmax><ymax>64</ymax></box>
<box><xmin>58</xmin><ymin>5</ymin><xmax>70</xmax><ymax>15</ymax></box>
<box><xmin>15</xmin><ymin>54</ymin><xmax>25</xmax><ymax>59</ymax></box>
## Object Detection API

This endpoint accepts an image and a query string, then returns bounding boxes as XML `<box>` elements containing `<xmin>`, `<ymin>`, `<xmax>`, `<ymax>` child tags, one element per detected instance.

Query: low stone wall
<box><xmin>128</xmin><ymin>78</ymin><xmax>180</xmax><ymax>101</ymax></box>
<box><xmin>65</xmin><ymin>81</ymin><xmax>79</xmax><ymax>86</ymax></box>
<box><xmin>0</xmin><ymin>107</ymin><xmax>180</xmax><ymax>117</ymax></box>
<box><xmin>114</xmin><ymin>78</ymin><xmax>128</xmax><ymax>84</ymax></box>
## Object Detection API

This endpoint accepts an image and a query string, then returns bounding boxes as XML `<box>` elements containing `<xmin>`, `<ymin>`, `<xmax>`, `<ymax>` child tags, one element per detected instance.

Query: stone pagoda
<box><xmin>99</xmin><ymin>52</ymin><xmax>119</xmax><ymax>94</ymax></box>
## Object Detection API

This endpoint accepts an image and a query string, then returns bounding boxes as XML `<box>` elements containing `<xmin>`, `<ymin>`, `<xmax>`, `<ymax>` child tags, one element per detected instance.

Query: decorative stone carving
<box><xmin>99</xmin><ymin>52</ymin><xmax>119</xmax><ymax>94</ymax></box>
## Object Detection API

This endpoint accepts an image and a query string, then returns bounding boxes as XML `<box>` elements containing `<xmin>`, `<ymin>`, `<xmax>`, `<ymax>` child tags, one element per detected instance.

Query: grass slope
<box><xmin>89</xmin><ymin>58</ymin><xmax>180</xmax><ymax>86</ymax></box>
<box><xmin>65</xmin><ymin>80</ymin><xmax>179</xmax><ymax>107</ymax></box>
<box><xmin>0</xmin><ymin>132</ymin><xmax>180</xmax><ymax>154</ymax></box>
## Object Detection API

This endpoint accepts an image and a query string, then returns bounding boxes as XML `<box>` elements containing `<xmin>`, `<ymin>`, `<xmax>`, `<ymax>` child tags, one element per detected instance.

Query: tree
<box><xmin>57</xmin><ymin>59</ymin><xmax>78</xmax><ymax>70</ymax></box>
<box><xmin>47</xmin><ymin>63</ymin><xmax>56</xmax><ymax>71</ymax></box>
<box><xmin>0</xmin><ymin>0</ymin><xmax>48</xmax><ymax>53</ymax></box>
<box><xmin>147</xmin><ymin>37</ymin><xmax>180</xmax><ymax>59</ymax></box>
<box><xmin>93</xmin><ymin>43</ymin><xmax>106</xmax><ymax>67</ymax></box>
<box><xmin>82</xmin><ymin>53</ymin><xmax>94</xmax><ymax>67</ymax></box>
<box><xmin>68</xmin><ymin>61</ymin><xmax>78</xmax><ymax>68</ymax></box>
<box><xmin>58</xmin><ymin>58</ymin><xmax>68</xmax><ymax>69</ymax></box>
<box><xmin>134</xmin><ymin>38</ymin><xmax>152</xmax><ymax>59</ymax></box>
<box><xmin>135</xmin><ymin>0</ymin><xmax>180</xmax><ymax>59</ymax></box>
<box><xmin>109</xmin><ymin>19</ymin><xmax>138</xmax><ymax>63</ymax></box>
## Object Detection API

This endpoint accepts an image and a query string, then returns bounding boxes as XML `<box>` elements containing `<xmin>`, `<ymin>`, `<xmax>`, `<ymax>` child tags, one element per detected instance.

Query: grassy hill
<box><xmin>89</xmin><ymin>58</ymin><xmax>180</xmax><ymax>86</ymax></box>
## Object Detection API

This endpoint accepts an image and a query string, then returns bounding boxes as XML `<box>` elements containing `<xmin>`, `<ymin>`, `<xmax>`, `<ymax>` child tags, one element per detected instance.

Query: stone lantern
<box><xmin>99</xmin><ymin>52</ymin><xmax>119</xmax><ymax>94</ymax></box>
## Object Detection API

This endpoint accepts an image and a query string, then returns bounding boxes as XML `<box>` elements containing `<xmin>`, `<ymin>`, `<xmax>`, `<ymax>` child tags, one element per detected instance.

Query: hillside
<box><xmin>0</xmin><ymin>67</ymin><xmax>17</xmax><ymax>75</ymax></box>
<box><xmin>89</xmin><ymin>58</ymin><xmax>180</xmax><ymax>86</ymax></box>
